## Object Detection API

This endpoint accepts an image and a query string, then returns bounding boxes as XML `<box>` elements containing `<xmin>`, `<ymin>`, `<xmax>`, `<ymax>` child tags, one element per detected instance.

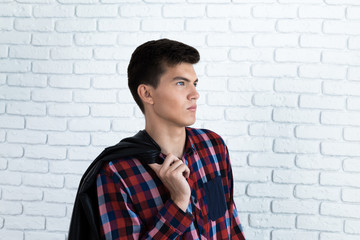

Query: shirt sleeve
<box><xmin>225</xmin><ymin>146</ymin><xmax>246</xmax><ymax>240</ymax></box>
<box><xmin>96</xmin><ymin>167</ymin><xmax>193</xmax><ymax>240</ymax></box>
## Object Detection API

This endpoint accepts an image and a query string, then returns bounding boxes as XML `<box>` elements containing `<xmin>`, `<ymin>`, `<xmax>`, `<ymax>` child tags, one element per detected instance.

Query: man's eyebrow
<box><xmin>172</xmin><ymin>76</ymin><xmax>199</xmax><ymax>82</ymax></box>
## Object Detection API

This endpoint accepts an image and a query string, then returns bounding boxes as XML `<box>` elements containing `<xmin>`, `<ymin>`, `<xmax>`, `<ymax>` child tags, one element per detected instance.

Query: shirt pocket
<box><xmin>203</xmin><ymin>175</ymin><xmax>227</xmax><ymax>221</ymax></box>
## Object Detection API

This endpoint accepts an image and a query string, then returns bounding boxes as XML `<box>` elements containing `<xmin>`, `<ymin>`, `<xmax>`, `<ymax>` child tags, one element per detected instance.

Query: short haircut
<box><xmin>127</xmin><ymin>38</ymin><xmax>200</xmax><ymax>113</ymax></box>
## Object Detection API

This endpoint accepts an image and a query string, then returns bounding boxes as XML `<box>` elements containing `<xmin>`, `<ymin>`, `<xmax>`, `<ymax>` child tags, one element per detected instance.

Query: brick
<box><xmin>321</xmin><ymin>111</ymin><xmax>360</xmax><ymax>126</ymax></box>
<box><xmin>26</xmin><ymin>117</ymin><xmax>67</xmax><ymax>131</ymax></box>
<box><xmin>120</xmin><ymin>4</ymin><xmax>161</xmax><ymax>17</ymax></box>
<box><xmin>51</xmin><ymin>47</ymin><xmax>92</xmax><ymax>60</ymax></box>
<box><xmin>295</xmin><ymin>125</ymin><xmax>342</xmax><ymax>140</ymax></box>
<box><xmin>48</xmin><ymin>132</ymin><xmax>90</xmax><ymax>146</ymax></box>
<box><xmin>206</xmin><ymin>62</ymin><xmax>250</xmax><ymax>77</ymax></box>
<box><xmin>299</xmin><ymin>5</ymin><xmax>344</xmax><ymax>19</ymax></box>
<box><xmin>253</xmin><ymin>93</ymin><xmax>297</xmax><ymax>108</ymax></box>
<box><xmin>253</xmin><ymin>5</ymin><xmax>297</xmax><ymax>18</ymax></box>
<box><xmin>33</xmin><ymin>5</ymin><xmax>74</xmax><ymax>17</ymax></box>
<box><xmin>7</xmin><ymin>74</ymin><xmax>47</xmax><ymax>87</ymax></box>
<box><xmin>273</xmin><ymin>169</ymin><xmax>318</xmax><ymax>184</ymax></box>
<box><xmin>23</xmin><ymin>202</ymin><xmax>66</xmax><ymax>217</ymax></box>
<box><xmin>7</xmin><ymin>130</ymin><xmax>46</xmax><ymax>144</ymax></box>
<box><xmin>94</xmin><ymin>47</ymin><xmax>133</xmax><ymax>60</ymax></box>
<box><xmin>58</xmin><ymin>0</ymin><xmax>97</xmax><ymax>3</ymax></box>
<box><xmin>46</xmin><ymin>217</ymin><xmax>70</xmax><ymax>232</ymax></box>
<box><xmin>249</xmin><ymin>123</ymin><xmax>293</xmax><ymax>138</ymax></box>
<box><xmin>32</xmin><ymin>33</ymin><xmax>72</xmax><ymax>46</ymax></box>
<box><xmin>0</xmin><ymin>45</ymin><xmax>7</xmax><ymax>58</ymax></box>
<box><xmin>231</xmin><ymin>19</ymin><xmax>275</xmax><ymax>32</ymax></box>
<box><xmin>253</xmin><ymin>34</ymin><xmax>298</xmax><ymax>47</ymax></box>
<box><xmin>299</xmin><ymin>64</ymin><xmax>346</xmax><ymax>80</ymax></box>
<box><xmin>0</xmin><ymin>144</ymin><xmax>23</xmax><ymax>157</ymax></box>
<box><xmin>232</xmin><ymin>167</ymin><xmax>271</xmax><ymax>182</ymax></box>
<box><xmin>275</xmin><ymin>48</ymin><xmax>320</xmax><ymax>63</ymax></box>
<box><xmin>163</xmin><ymin>4</ymin><xmax>204</xmax><ymax>17</ymax></box>
<box><xmin>228</xmin><ymin>137</ymin><xmax>272</xmax><ymax>152</ymax></box>
<box><xmin>6</xmin><ymin>216</ymin><xmax>45</xmax><ymax>230</ymax></box>
<box><xmin>185</xmin><ymin>19</ymin><xmax>229</xmax><ymax>32</ymax></box>
<box><xmin>325</xmin><ymin>0</ymin><xmax>360</xmax><ymax>4</ymax></box>
<box><xmin>23</xmin><ymin>173</ymin><xmax>64</xmax><ymax>188</ymax></box>
<box><xmin>228</xmin><ymin>78</ymin><xmax>273</xmax><ymax>92</ymax></box>
<box><xmin>0</xmin><ymin>231</ymin><xmax>23</xmax><ymax>240</ymax></box>
<box><xmin>300</xmin><ymin>34</ymin><xmax>347</xmax><ymax>49</ymax></box>
<box><xmin>0</xmin><ymin>171</ymin><xmax>21</xmax><ymax>185</ymax></box>
<box><xmin>91</xmin><ymin>104</ymin><xmax>133</xmax><ymax>117</ymax></box>
<box><xmin>9</xmin><ymin>45</ymin><xmax>49</xmax><ymax>60</ymax></box>
<box><xmin>297</xmin><ymin>215</ymin><xmax>342</xmax><ymax>231</ymax></box>
<box><xmin>343</xmin><ymin>158</ymin><xmax>360</xmax><ymax>172</ymax></box>
<box><xmin>275</xmin><ymin>79</ymin><xmax>321</xmax><ymax>93</ymax></box>
<box><xmin>32</xmin><ymin>61</ymin><xmax>73</xmax><ymax>74</ymax></box>
<box><xmin>75</xmin><ymin>33</ymin><xmax>117</xmax><ymax>46</ymax></box>
<box><xmin>323</xmin><ymin>50</ymin><xmax>360</xmax><ymax>66</ymax></box>
<box><xmin>0</xmin><ymin>59</ymin><xmax>30</xmax><ymax>72</ymax></box>
<box><xmin>252</xmin><ymin>63</ymin><xmax>297</xmax><ymax>77</ymax></box>
<box><xmin>76</xmin><ymin>5</ymin><xmax>118</xmax><ymax>17</ymax></box>
<box><xmin>0</xmin><ymin>86</ymin><xmax>31</xmax><ymax>100</ymax></box>
<box><xmin>197</xmin><ymin>47</ymin><xmax>227</xmax><ymax>61</ymax></box>
<box><xmin>272</xmin><ymin>230</ymin><xmax>318</xmax><ymax>240</ymax></box>
<box><xmin>92</xmin><ymin>132</ymin><xmax>128</xmax><ymax>147</ymax></box>
<box><xmin>320</xmin><ymin>233</ymin><xmax>360</xmax><ymax>240</ymax></box>
<box><xmin>3</xmin><ymin>186</ymin><xmax>43</xmax><ymax>201</ymax></box>
<box><xmin>324</xmin><ymin>20</ymin><xmax>360</xmax><ymax>35</ymax></box>
<box><xmin>142</xmin><ymin>19</ymin><xmax>185</xmax><ymax>32</ymax></box>
<box><xmin>50</xmin><ymin>160</ymin><xmax>90</xmax><ymax>174</ymax></box>
<box><xmin>300</xmin><ymin>95</ymin><xmax>345</xmax><ymax>110</ymax></box>
<box><xmin>0</xmin><ymin>17</ymin><xmax>13</xmax><ymax>31</ymax></box>
<box><xmin>196</xmin><ymin>105</ymin><xmax>224</xmax><ymax>120</ymax></box>
<box><xmin>230</xmin><ymin>48</ymin><xmax>273</xmax><ymax>62</ymax></box>
<box><xmin>277</xmin><ymin>19</ymin><xmax>322</xmax><ymax>33</ymax></box>
<box><xmin>98</xmin><ymin>19</ymin><xmax>140</xmax><ymax>32</ymax></box>
<box><xmin>207</xmin><ymin>33</ymin><xmax>252</xmax><ymax>47</ymax></box>
<box><xmin>247</xmin><ymin>183</ymin><xmax>293</xmax><ymax>198</ymax></box>
<box><xmin>65</xmin><ymin>174</ymin><xmax>82</xmax><ymax>189</ymax></box>
<box><xmin>48</xmin><ymin>103</ymin><xmax>89</xmax><ymax>117</ymax></box>
<box><xmin>274</xmin><ymin>139</ymin><xmax>319</xmax><ymax>154</ymax></box>
<box><xmin>0</xmin><ymin>5</ymin><xmax>31</xmax><ymax>17</ymax></box>
<box><xmin>343</xmin><ymin>189</ymin><xmax>360</xmax><ymax>203</ymax></box>
<box><xmin>25</xmin><ymin>145</ymin><xmax>66</xmax><ymax>160</ymax></box>
<box><xmin>7</xmin><ymin>102</ymin><xmax>46</xmax><ymax>116</ymax></box>
<box><xmin>344</xmin><ymin>127</ymin><xmax>360</xmax><ymax>141</ymax></box>
<box><xmin>250</xmin><ymin>214</ymin><xmax>294</xmax><ymax>228</ymax></box>
<box><xmin>0</xmin><ymin>116</ymin><xmax>24</xmax><ymax>129</ymax></box>
<box><xmin>296</xmin><ymin>155</ymin><xmax>341</xmax><ymax>170</ymax></box>
<box><xmin>207</xmin><ymin>4</ymin><xmax>250</xmax><ymax>17</ymax></box>
<box><xmin>25</xmin><ymin>232</ymin><xmax>65</xmax><ymax>240</ymax></box>
<box><xmin>226</xmin><ymin>107</ymin><xmax>272</xmax><ymax>121</ymax></box>
<box><xmin>273</xmin><ymin>108</ymin><xmax>319</xmax><ymax>124</ymax></box>
<box><xmin>321</xmin><ymin>172</ymin><xmax>360</xmax><ymax>187</ymax></box>
<box><xmin>349</xmin><ymin>36</ymin><xmax>360</xmax><ymax>49</ymax></box>
<box><xmin>249</xmin><ymin>153</ymin><xmax>294</xmax><ymax>168</ymax></box>
<box><xmin>235</xmin><ymin>198</ymin><xmax>270</xmax><ymax>212</ymax></box>
<box><xmin>295</xmin><ymin>185</ymin><xmax>339</xmax><ymax>201</ymax></box>
<box><xmin>203</xmin><ymin>121</ymin><xmax>247</xmax><ymax>136</ymax></box>
<box><xmin>207</xmin><ymin>92</ymin><xmax>251</xmax><ymax>106</ymax></box>
<box><xmin>348</xmin><ymin>67</ymin><xmax>360</xmax><ymax>81</ymax></box>
<box><xmin>345</xmin><ymin>220</ymin><xmax>360</xmax><ymax>234</ymax></box>
<box><xmin>0</xmin><ymin>32</ymin><xmax>30</xmax><ymax>44</ymax></box>
<box><xmin>49</xmin><ymin>75</ymin><xmax>90</xmax><ymax>89</ymax></box>
<box><xmin>32</xmin><ymin>88</ymin><xmax>72</xmax><ymax>102</ymax></box>
<box><xmin>93</xmin><ymin>76</ymin><xmax>127</xmax><ymax>89</ymax></box>
<box><xmin>69</xmin><ymin>118</ymin><xmax>110</xmax><ymax>132</ymax></box>
<box><xmin>14</xmin><ymin>18</ymin><xmax>53</xmax><ymax>32</ymax></box>
<box><xmin>74</xmin><ymin>89</ymin><xmax>117</xmax><ymax>103</ymax></box>
<box><xmin>74</xmin><ymin>61</ymin><xmax>117</xmax><ymax>74</ymax></box>
<box><xmin>113</xmin><ymin>118</ymin><xmax>145</xmax><ymax>132</ymax></box>
<box><xmin>44</xmin><ymin>189</ymin><xmax>76</xmax><ymax>203</ymax></box>
<box><xmin>322</xmin><ymin>142</ymin><xmax>360</xmax><ymax>156</ymax></box>
<box><xmin>8</xmin><ymin>158</ymin><xmax>48</xmax><ymax>173</ymax></box>
<box><xmin>321</xmin><ymin>202</ymin><xmax>360</xmax><ymax>219</ymax></box>
<box><xmin>68</xmin><ymin>146</ymin><xmax>102</xmax><ymax>160</ymax></box>
<box><xmin>272</xmin><ymin>200</ymin><xmax>318</xmax><ymax>214</ymax></box>
<box><xmin>56</xmin><ymin>19</ymin><xmax>96</xmax><ymax>32</ymax></box>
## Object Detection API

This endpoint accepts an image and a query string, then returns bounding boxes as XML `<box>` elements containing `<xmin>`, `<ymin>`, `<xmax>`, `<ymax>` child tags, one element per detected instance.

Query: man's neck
<box><xmin>145</xmin><ymin>122</ymin><xmax>187</xmax><ymax>159</ymax></box>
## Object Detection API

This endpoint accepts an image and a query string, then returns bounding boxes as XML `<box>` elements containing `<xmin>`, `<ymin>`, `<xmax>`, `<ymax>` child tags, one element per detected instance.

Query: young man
<box><xmin>69</xmin><ymin>39</ymin><xmax>246</xmax><ymax>240</ymax></box>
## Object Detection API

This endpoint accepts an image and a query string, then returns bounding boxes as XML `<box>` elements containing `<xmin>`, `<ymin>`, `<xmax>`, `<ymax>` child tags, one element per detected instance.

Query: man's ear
<box><xmin>137</xmin><ymin>84</ymin><xmax>154</xmax><ymax>105</ymax></box>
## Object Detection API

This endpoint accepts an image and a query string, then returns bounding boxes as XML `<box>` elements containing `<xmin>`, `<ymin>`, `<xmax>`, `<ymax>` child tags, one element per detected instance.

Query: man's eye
<box><xmin>177</xmin><ymin>82</ymin><xmax>185</xmax><ymax>86</ymax></box>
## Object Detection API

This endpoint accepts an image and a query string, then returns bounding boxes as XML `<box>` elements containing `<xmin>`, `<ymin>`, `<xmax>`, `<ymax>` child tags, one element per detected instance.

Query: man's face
<box><xmin>149</xmin><ymin>62</ymin><xmax>199</xmax><ymax>128</ymax></box>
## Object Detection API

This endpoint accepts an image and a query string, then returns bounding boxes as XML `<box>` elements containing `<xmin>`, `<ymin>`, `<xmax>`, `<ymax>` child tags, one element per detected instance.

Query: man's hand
<box><xmin>148</xmin><ymin>153</ymin><xmax>191</xmax><ymax>212</ymax></box>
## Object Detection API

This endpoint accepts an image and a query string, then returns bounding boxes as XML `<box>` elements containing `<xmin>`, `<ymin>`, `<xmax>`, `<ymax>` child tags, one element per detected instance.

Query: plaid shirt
<box><xmin>97</xmin><ymin>127</ymin><xmax>246</xmax><ymax>240</ymax></box>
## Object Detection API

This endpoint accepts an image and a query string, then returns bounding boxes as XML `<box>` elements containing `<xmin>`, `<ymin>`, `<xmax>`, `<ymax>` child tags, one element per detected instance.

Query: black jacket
<box><xmin>68</xmin><ymin>130</ymin><xmax>162</xmax><ymax>240</ymax></box>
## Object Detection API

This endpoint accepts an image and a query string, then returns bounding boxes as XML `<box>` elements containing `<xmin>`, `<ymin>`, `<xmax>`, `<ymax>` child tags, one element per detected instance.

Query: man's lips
<box><xmin>187</xmin><ymin>105</ymin><xmax>197</xmax><ymax>111</ymax></box>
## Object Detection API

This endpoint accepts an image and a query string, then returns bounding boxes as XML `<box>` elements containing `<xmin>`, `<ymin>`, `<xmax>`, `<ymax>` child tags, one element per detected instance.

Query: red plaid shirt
<box><xmin>97</xmin><ymin>127</ymin><xmax>246</xmax><ymax>239</ymax></box>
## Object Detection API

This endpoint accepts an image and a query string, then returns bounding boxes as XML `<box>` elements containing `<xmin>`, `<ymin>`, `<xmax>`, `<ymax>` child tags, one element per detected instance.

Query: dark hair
<box><xmin>127</xmin><ymin>38</ymin><xmax>200</xmax><ymax>113</ymax></box>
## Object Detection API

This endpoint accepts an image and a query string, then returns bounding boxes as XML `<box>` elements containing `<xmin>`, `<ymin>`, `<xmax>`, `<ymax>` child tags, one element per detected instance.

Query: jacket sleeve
<box><xmin>225</xmin><ymin>146</ymin><xmax>246</xmax><ymax>240</ymax></box>
<box><xmin>96</xmin><ymin>169</ymin><xmax>193</xmax><ymax>240</ymax></box>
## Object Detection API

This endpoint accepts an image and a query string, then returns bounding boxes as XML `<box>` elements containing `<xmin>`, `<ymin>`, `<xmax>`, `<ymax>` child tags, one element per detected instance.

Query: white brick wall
<box><xmin>0</xmin><ymin>1</ymin><xmax>359</xmax><ymax>240</ymax></box>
